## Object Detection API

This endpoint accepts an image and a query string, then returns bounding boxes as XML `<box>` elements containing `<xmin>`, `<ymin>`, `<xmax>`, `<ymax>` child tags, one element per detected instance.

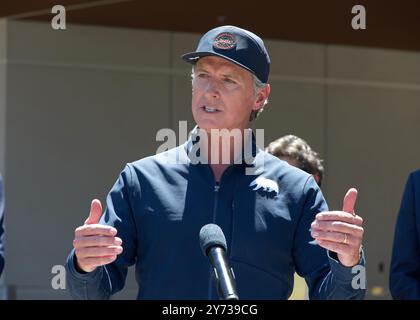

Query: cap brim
<box><xmin>181</xmin><ymin>51</ymin><xmax>258</xmax><ymax>80</ymax></box>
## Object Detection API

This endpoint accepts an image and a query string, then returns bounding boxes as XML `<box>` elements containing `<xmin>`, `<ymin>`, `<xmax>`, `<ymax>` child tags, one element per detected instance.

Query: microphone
<box><xmin>199</xmin><ymin>224</ymin><xmax>239</xmax><ymax>300</ymax></box>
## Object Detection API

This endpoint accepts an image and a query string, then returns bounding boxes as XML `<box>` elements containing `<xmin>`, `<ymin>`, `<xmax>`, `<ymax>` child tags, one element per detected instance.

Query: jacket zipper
<box><xmin>206</xmin><ymin>165</ymin><xmax>237</xmax><ymax>300</ymax></box>
<box><xmin>207</xmin><ymin>181</ymin><xmax>220</xmax><ymax>300</ymax></box>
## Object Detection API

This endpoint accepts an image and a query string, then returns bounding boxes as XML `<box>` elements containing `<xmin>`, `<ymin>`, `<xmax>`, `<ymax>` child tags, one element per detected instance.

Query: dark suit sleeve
<box><xmin>0</xmin><ymin>176</ymin><xmax>5</xmax><ymax>276</ymax></box>
<box><xmin>390</xmin><ymin>171</ymin><xmax>420</xmax><ymax>299</ymax></box>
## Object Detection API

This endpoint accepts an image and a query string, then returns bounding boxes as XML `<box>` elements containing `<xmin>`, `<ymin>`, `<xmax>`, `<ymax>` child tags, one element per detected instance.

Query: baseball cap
<box><xmin>181</xmin><ymin>25</ymin><xmax>271</xmax><ymax>83</ymax></box>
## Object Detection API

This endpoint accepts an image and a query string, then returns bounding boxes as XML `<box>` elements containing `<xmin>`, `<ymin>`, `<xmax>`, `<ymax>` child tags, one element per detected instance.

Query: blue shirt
<box><xmin>65</xmin><ymin>130</ymin><xmax>365</xmax><ymax>299</ymax></box>
<box><xmin>390</xmin><ymin>169</ymin><xmax>420</xmax><ymax>299</ymax></box>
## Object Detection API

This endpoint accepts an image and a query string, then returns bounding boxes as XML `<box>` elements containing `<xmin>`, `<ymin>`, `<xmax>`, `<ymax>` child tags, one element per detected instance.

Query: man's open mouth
<box><xmin>202</xmin><ymin>106</ymin><xmax>220</xmax><ymax>113</ymax></box>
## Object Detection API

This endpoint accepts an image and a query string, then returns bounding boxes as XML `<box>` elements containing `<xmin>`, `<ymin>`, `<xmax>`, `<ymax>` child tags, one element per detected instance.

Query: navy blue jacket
<box><xmin>66</xmin><ymin>131</ymin><xmax>365</xmax><ymax>300</ymax></box>
<box><xmin>390</xmin><ymin>170</ymin><xmax>420</xmax><ymax>299</ymax></box>
<box><xmin>0</xmin><ymin>175</ymin><xmax>5</xmax><ymax>276</ymax></box>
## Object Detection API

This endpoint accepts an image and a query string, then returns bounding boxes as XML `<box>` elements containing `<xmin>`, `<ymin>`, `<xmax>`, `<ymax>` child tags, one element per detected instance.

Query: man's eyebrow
<box><xmin>195</xmin><ymin>65</ymin><xmax>241</xmax><ymax>79</ymax></box>
<box><xmin>195</xmin><ymin>65</ymin><xmax>209</xmax><ymax>72</ymax></box>
<box><xmin>222</xmin><ymin>73</ymin><xmax>236</xmax><ymax>78</ymax></box>
<box><xmin>221</xmin><ymin>72</ymin><xmax>241</xmax><ymax>80</ymax></box>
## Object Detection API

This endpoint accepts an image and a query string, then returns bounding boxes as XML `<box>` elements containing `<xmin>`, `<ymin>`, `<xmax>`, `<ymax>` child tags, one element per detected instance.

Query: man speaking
<box><xmin>65</xmin><ymin>25</ymin><xmax>365</xmax><ymax>299</ymax></box>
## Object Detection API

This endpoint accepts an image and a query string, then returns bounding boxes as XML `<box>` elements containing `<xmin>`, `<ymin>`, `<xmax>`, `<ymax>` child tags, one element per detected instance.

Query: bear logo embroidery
<box><xmin>249</xmin><ymin>177</ymin><xmax>279</xmax><ymax>195</ymax></box>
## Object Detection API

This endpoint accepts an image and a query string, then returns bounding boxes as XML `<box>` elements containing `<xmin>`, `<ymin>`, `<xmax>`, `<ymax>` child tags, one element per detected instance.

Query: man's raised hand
<box><xmin>311</xmin><ymin>188</ymin><xmax>364</xmax><ymax>267</ymax></box>
<box><xmin>73</xmin><ymin>199</ymin><xmax>123</xmax><ymax>273</ymax></box>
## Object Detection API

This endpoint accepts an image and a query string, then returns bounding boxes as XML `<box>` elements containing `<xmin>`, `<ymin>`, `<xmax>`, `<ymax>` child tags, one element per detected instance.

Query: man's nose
<box><xmin>204</xmin><ymin>79</ymin><xmax>220</xmax><ymax>99</ymax></box>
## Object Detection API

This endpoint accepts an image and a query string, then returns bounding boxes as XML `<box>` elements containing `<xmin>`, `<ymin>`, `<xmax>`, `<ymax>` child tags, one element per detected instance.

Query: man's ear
<box><xmin>253</xmin><ymin>84</ymin><xmax>271</xmax><ymax>110</ymax></box>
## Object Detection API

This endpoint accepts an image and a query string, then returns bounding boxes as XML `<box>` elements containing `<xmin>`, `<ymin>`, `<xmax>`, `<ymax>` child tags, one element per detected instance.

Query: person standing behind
<box><xmin>390</xmin><ymin>169</ymin><xmax>420</xmax><ymax>299</ymax></box>
<box><xmin>266</xmin><ymin>135</ymin><xmax>324</xmax><ymax>187</ymax></box>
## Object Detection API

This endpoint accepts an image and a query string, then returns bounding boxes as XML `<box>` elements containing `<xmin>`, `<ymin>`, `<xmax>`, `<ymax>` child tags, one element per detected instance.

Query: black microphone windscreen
<box><xmin>199</xmin><ymin>223</ymin><xmax>227</xmax><ymax>256</ymax></box>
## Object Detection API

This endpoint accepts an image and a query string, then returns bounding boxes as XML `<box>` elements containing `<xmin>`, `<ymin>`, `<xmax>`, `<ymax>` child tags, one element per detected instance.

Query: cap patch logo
<box><xmin>213</xmin><ymin>32</ymin><xmax>236</xmax><ymax>50</ymax></box>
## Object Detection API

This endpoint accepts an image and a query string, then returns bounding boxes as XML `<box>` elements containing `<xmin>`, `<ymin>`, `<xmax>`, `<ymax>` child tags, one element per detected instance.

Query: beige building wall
<box><xmin>0</xmin><ymin>19</ymin><xmax>419</xmax><ymax>299</ymax></box>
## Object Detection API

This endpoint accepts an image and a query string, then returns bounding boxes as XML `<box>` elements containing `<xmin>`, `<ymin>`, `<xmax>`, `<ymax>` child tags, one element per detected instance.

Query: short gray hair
<box><xmin>190</xmin><ymin>67</ymin><xmax>269</xmax><ymax>122</ymax></box>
